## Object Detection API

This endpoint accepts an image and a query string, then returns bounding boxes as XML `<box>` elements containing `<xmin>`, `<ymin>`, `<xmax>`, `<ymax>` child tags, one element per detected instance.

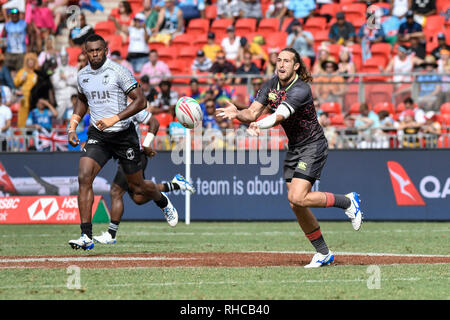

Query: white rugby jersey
<box><xmin>77</xmin><ymin>58</ymin><xmax>138</xmax><ymax>132</ymax></box>
<box><xmin>131</xmin><ymin>109</ymin><xmax>152</xmax><ymax>150</ymax></box>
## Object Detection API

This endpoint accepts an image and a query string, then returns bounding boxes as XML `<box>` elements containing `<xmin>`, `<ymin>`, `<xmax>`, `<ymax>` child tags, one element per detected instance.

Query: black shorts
<box><xmin>283</xmin><ymin>138</ymin><xmax>328</xmax><ymax>184</ymax></box>
<box><xmin>113</xmin><ymin>151</ymin><xmax>148</xmax><ymax>192</ymax></box>
<box><xmin>81</xmin><ymin>125</ymin><xmax>142</xmax><ymax>174</ymax></box>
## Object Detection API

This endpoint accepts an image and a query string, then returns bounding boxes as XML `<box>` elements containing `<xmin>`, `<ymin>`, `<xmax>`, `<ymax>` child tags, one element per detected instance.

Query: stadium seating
<box><xmin>205</xmin><ymin>4</ymin><xmax>217</xmax><ymax>20</ymax></box>
<box><xmin>210</xmin><ymin>18</ymin><xmax>233</xmax><ymax>38</ymax></box>
<box><xmin>304</xmin><ymin>17</ymin><xmax>327</xmax><ymax>33</ymax></box>
<box><xmin>66</xmin><ymin>46</ymin><xmax>82</xmax><ymax>66</ymax></box>
<box><xmin>349</xmin><ymin>102</ymin><xmax>361</xmax><ymax>114</ymax></box>
<box><xmin>320</xmin><ymin>102</ymin><xmax>342</xmax><ymax>115</ymax></box>
<box><xmin>94</xmin><ymin>21</ymin><xmax>116</xmax><ymax>39</ymax></box>
<box><xmin>373</xmin><ymin>102</ymin><xmax>395</xmax><ymax>115</ymax></box>
<box><xmin>186</xmin><ymin>18</ymin><xmax>210</xmax><ymax>35</ymax></box>
<box><xmin>440</xmin><ymin>103</ymin><xmax>450</xmax><ymax>114</ymax></box>
<box><xmin>341</xmin><ymin>3</ymin><xmax>366</xmax><ymax>21</ymax></box>
<box><xmin>157</xmin><ymin>47</ymin><xmax>178</xmax><ymax>63</ymax></box>
<box><xmin>257</xmin><ymin>18</ymin><xmax>280</xmax><ymax>34</ymax></box>
<box><xmin>235</xmin><ymin>18</ymin><xmax>257</xmax><ymax>36</ymax></box>
<box><xmin>171</xmin><ymin>33</ymin><xmax>196</xmax><ymax>52</ymax></box>
<box><xmin>330</xmin><ymin>113</ymin><xmax>345</xmax><ymax>126</ymax></box>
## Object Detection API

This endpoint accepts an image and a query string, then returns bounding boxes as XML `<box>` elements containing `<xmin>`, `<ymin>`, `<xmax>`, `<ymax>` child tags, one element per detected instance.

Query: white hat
<box><xmin>134</xmin><ymin>12</ymin><xmax>146</xmax><ymax>21</ymax></box>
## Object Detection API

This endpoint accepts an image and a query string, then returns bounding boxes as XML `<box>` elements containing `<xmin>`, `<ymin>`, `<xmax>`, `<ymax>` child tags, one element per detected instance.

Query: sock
<box><xmin>305</xmin><ymin>227</ymin><xmax>329</xmax><ymax>255</ymax></box>
<box><xmin>162</xmin><ymin>182</ymin><xmax>181</xmax><ymax>192</ymax></box>
<box><xmin>108</xmin><ymin>220</ymin><xmax>120</xmax><ymax>239</ymax></box>
<box><xmin>324</xmin><ymin>192</ymin><xmax>351</xmax><ymax>209</ymax></box>
<box><xmin>154</xmin><ymin>192</ymin><xmax>168</xmax><ymax>208</ymax></box>
<box><xmin>80</xmin><ymin>222</ymin><xmax>92</xmax><ymax>239</ymax></box>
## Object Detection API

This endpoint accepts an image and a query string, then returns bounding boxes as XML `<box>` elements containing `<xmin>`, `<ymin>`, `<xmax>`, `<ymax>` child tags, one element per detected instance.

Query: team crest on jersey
<box><xmin>126</xmin><ymin>148</ymin><xmax>135</xmax><ymax>160</ymax></box>
<box><xmin>297</xmin><ymin>161</ymin><xmax>307</xmax><ymax>171</ymax></box>
<box><xmin>102</xmin><ymin>74</ymin><xmax>110</xmax><ymax>85</ymax></box>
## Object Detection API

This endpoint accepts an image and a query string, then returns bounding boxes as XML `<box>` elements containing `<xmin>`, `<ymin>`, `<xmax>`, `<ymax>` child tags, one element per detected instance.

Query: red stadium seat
<box><xmin>320</xmin><ymin>102</ymin><xmax>342</xmax><ymax>115</ymax></box>
<box><xmin>330</xmin><ymin>113</ymin><xmax>345</xmax><ymax>126</ymax></box>
<box><xmin>66</xmin><ymin>46</ymin><xmax>82</xmax><ymax>66</ymax></box>
<box><xmin>280</xmin><ymin>17</ymin><xmax>294</xmax><ymax>32</ymax></box>
<box><xmin>154</xmin><ymin>113</ymin><xmax>174</xmax><ymax>128</ymax></box>
<box><xmin>205</xmin><ymin>4</ymin><xmax>217</xmax><ymax>20</ymax></box>
<box><xmin>441</xmin><ymin>102</ymin><xmax>450</xmax><ymax>114</ymax></box>
<box><xmin>341</xmin><ymin>3</ymin><xmax>366</xmax><ymax>20</ymax></box>
<box><xmin>210</xmin><ymin>18</ymin><xmax>233</xmax><ymax>37</ymax></box>
<box><xmin>257</xmin><ymin>18</ymin><xmax>280</xmax><ymax>33</ymax></box>
<box><xmin>235</xmin><ymin>18</ymin><xmax>257</xmax><ymax>36</ymax></box>
<box><xmin>373</xmin><ymin>102</ymin><xmax>395</xmax><ymax>115</ymax></box>
<box><xmin>186</xmin><ymin>18</ymin><xmax>210</xmax><ymax>35</ymax></box>
<box><xmin>370</xmin><ymin>43</ymin><xmax>392</xmax><ymax>66</ymax></box>
<box><xmin>424</xmin><ymin>15</ymin><xmax>445</xmax><ymax>33</ymax></box>
<box><xmin>157</xmin><ymin>47</ymin><xmax>178</xmax><ymax>63</ymax></box>
<box><xmin>367</xmin><ymin>84</ymin><xmax>393</xmax><ymax>107</ymax></box>
<box><xmin>304</xmin><ymin>17</ymin><xmax>327</xmax><ymax>33</ymax></box>
<box><xmin>349</xmin><ymin>102</ymin><xmax>361</xmax><ymax>114</ymax></box>
<box><xmin>94</xmin><ymin>21</ymin><xmax>116</xmax><ymax>38</ymax></box>
<box><xmin>193</xmin><ymin>33</ymin><xmax>208</xmax><ymax>49</ymax></box>
<box><xmin>265</xmin><ymin>32</ymin><xmax>288</xmax><ymax>49</ymax></box>
<box><xmin>149</xmin><ymin>42</ymin><xmax>167</xmax><ymax>52</ymax></box>
<box><xmin>319</xmin><ymin>3</ymin><xmax>340</xmax><ymax>17</ymax></box>
<box><xmin>167</xmin><ymin>60</ymin><xmax>187</xmax><ymax>75</ymax></box>
<box><xmin>171</xmin><ymin>33</ymin><xmax>196</xmax><ymax>52</ymax></box>
<box><xmin>105</xmin><ymin>34</ymin><xmax>123</xmax><ymax>50</ymax></box>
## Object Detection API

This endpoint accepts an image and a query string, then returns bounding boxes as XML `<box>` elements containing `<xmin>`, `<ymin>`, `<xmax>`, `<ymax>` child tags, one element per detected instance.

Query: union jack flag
<box><xmin>37</xmin><ymin>128</ymin><xmax>68</xmax><ymax>152</ymax></box>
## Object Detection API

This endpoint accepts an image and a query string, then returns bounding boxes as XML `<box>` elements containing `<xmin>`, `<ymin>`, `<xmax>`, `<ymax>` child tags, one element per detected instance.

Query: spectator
<box><xmin>248</xmin><ymin>76</ymin><xmax>263</xmax><ymax>103</ymax></box>
<box><xmin>353</xmin><ymin>102</ymin><xmax>380</xmax><ymax>134</ymax></box>
<box><xmin>431</xmin><ymin>33</ymin><xmax>450</xmax><ymax>61</ymax></box>
<box><xmin>221</xmin><ymin>25</ymin><xmax>241</xmax><ymax>61</ymax></box>
<box><xmin>318</xmin><ymin>112</ymin><xmax>338</xmax><ymax>148</ymax></box>
<box><xmin>398</xmin><ymin>10</ymin><xmax>424</xmax><ymax>43</ymax></box>
<box><xmin>192</xmin><ymin>49</ymin><xmax>213</xmax><ymax>75</ymax></box>
<box><xmin>210</xmin><ymin>72</ymin><xmax>237</xmax><ymax>107</ymax></box>
<box><xmin>25</xmin><ymin>98</ymin><xmax>58</xmax><ymax>133</ymax></box>
<box><xmin>264</xmin><ymin>48</ymin><xmax>278</xmax><ymax>76</ymax></box>
<box><xmin>314</xmin><ymin>57</ymin><xmax>345</xmax><ymax>105</ymax></box>
<box><xmin>140</xmin><ymin>49</ymin><xmax>172</xmax><ymax>86</ymax></box>
<box><xmin>151</xmin><ymin>0</ymin><xmax>184</xmax><ymax>44</ymax></box>
<box><xmin>26</xmin><ymin>0</ymin><xmax>56</xmax><ymax>52</ymax></box>
<box><xmin>286</xmin><ymin>20</ymin><xmax>315</xmax><ymax>66</ymax></box>
<box><xmin>421</xmin><ymin>111</ymin><xmax>441</xmax><ymax>147</ymax></box>
<box><xmin>416</xmin><ymin>55</ymin><xmax>441</xmax><ymax>111</ymax></box>
<box><xmin>377</xmin><ymin>110</ymin><xmax>396</xmax><ymax>129</ymax></box>
<box><xmin>79</xmin><ymin>0</ymin><xmax>104</xmax><ymax>13</ymax></box>
<box><xmin>141</xmin><ymin>0</ymin><xmax>160</xmax><ymax>30</ymax></box>
<box><xmin>409</xmin><ymin>36</ymin><xmax>426</xmax><ymax>60</ymax></box>
<box><xmin>381</xmin><ymin>14</ymin><xmax>402</xmax><ymax>45</ymax></box>
<box><xmin>186</xmin><ymin>78</ymin><xmax>203</xmax><ymax>102</ymax></box>
<box><xmin>338</xmin><ymin>48</ymin><xmax>356</xmax><ymax>83</ymax></box>
<box><xmin>51</xmin><ymin>50</ymin><xmax>78</xmax><ymax>120</ymax></box>
<box><xmin>287</xmin><ymin>0</ymin><xmax>315</xmax><ymax>20</ymax></box>
<box><xmin>47</xmin><ymin>0</ymin><xmax>69</xmax><ymax>34</ymax></box>
<box><xmin>437</xmin><ymin>49</ymin><xmax>450</xmax><ymax>107</ymax></box>
<box><xmin>328</xmin><ymin>12</ymin><xmax>355</xmax><ymax>45</ymax></box>
<box><xmin>38</xmin><ymin>35</ymin><xmax>58</xmax><ymax>67</ymax></box>
<box><xmin>2</xmin><ymin>7</ymin><xmax>28</xmax><ymax>72</ymax></box>
<box><xmin>237</xmin><ymin>36</ymin><xmax>267</xmax><ymax>68</ymax></box>
<box><xmin>77</xmin><ymin>52</ymin><xmax>88</xmax><ymax>71</ymax></box>
<box><xmin>68</xmin><ymin>12</ymin><xmax>94</xmax><ymax>47</ymax></box>
<box><xmin>109</xmin><ymin>1</ymin><xmax>133</xmax><ymax>27</ymax></box>
<box><xmin>239</xmin><ymin>0</ymin><xmax>263</xmax><ymax>19</ymax></box>
<box><xmin>390</xmin><ymin>0</ymin><xmax>409</xmax><ymax>18</ymax></box>
<box><xmin>217</xmin><ymin>0</ymin><xmax>240</xmax><ymax>20</ymax></box>
<box><xmin>411</xmin><ymin>0</ymin><xmax>436</xmax><ymax>26</ymax></box>
<box><xmin>0</xmin><ymin>90</ymin><xmax>12</xmax><ymax>150</ymax></box>
<box><xmin>112</xmin><ymin>12</ymin><xmax>150</xmax><ymax>73</ymax></box>
<box><xmin>357</xmin><ymin>15</ymin><xmax>385</xmax><ymax>63</ymax></box>
<box><xmin>150</xmin><ymin>79</ymin><xmax>178</xmax><ymax>115</ymax></box>
<box><xmin>398</xmin><ymin>97</ymin><xmax>426</xmax><ymax>124</ymax></box>
<box><xmin>202</xmin><ymin>98</ymin><xmax>219</xmax><ymax>129</ymax></box>
<box><xmin>384</xmin><ymin>46</ymin><xmax>423</xmax><ymax>85</ymax></box>
<box><xmin>109</xmin><ymin>50</ymin><xmax>134</xmax><ymax>73</ymax></box>
<box><xmin>199</xmin><ymin>88</ymin><xmax>215</xmax><ymax>113</ymax></box>
<box><xmin>178</xmin><ymin>0</ymin><xmax>205</xmax><ymax>26</ymax></box>
<box><xmin>312</xmin><ymin>44</ymin><xmax>330</xmax><ymax>74</ymax></box>
<box><xmin>235</xmin><ymin>50</ymin><xmax>260</xmax><ymax>84</ymax></box>
<box><xmin>202</xmin><ymin>32</ymin><xmax>222</xmax><ymax>62</ymax></box>
<box><xmin>0</xmin><ymin>52</ymin><xmax>16</xmax><ymax>90</ymax></box>
<box><xmin>30</xmin><ymin>55</ymin><xmax>57</xmax><ymax>110</ymax></box>
<box><xmin>398</xmin><ymin>109</ymin><xmax>421</xmax><ymax>148</ymax></box>
<box><xmin>266</xmin><ymin>0</ymin><xmax>289</xmax><ymax>19</ymax></box>
<box><xmin>139</xmin><ymin>75</ymin><xmax>159</xmax><ymax>104</ymax></box>
<box><xmin>209</xmin><ymin>51</ymin><xmax>236</xmax><ymax>84</ymax></box>
<box><xmin>14</xmin><ymin>52</ymin><xmax>38</xmax><ymax>128</ymax></box>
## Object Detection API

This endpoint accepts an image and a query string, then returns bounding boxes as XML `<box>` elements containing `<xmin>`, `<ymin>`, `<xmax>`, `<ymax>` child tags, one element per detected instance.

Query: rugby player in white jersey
<box><xmin>67</xmin><ymin>34</ymin><xmax>178</xmax><ymax>250</ymax></box>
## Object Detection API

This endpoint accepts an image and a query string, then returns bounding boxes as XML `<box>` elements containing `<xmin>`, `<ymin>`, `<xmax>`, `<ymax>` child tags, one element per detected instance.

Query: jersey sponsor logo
<box><xmin>297</xmin><ymin>161</ymin><xmax>307</xmax><ymax>171</ymax></box>
<box><xmin>268</xmin><ymin>92</ymin><xmax>277</xmax><ymax>101</ymax></box>
<box><xmin>87</xmin><ymin>139</ymin><xmax>98</xmax><ymax>144</ymax></box>
<box><xmin>88</xmin><ymin>91</ymin><xmax>111</xmax><ymax>100</ymax></box>
<box><xmin>126</xmin><ymin>148</ymin><xmax>135</xmax><ymax>160</ymax></box>
<box><xmin>102</xmin><ymin>74</ymin><xmax>110</xmax><ymax>85</ymax></box>
<box><xmin>27</xmin><ymin>198</ymin><xmax>59</xmax><ymax>221</ymax></box>
<box><xmin>387</xmin><ymin>161</ymin><xmax>425</xmax><ymax>206</ymax></box>
<box><xmin>82</xmin><ymin>78</ymin><xmax>89</xmax><ymax>83</ymax></box>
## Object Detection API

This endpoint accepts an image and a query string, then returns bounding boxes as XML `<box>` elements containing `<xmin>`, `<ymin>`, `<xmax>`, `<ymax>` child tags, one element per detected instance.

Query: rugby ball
<box><xmin>175</xmin><ymin>96</ymin><xmax>203</xmax><ymax>129</ymax></box>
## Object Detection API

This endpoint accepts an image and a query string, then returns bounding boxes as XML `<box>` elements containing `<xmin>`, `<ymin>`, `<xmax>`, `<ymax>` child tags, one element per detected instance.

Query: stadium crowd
<box><xmin>0</xmin><ymin>0</ymin><xmax>449</xmax><ymax>152</ymax></box>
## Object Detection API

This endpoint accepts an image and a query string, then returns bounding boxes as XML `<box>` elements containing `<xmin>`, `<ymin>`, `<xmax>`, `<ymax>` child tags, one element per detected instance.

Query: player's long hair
<box><xmin>280</xmin><ymin>48</ymin><xmax>313</xmax><ymax>84</ymax></box>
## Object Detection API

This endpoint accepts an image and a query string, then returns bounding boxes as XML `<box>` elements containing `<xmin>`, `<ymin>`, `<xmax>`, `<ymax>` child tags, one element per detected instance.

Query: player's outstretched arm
<box><xmin>216</xmin><ymin>100</ymin><xmax>265</xmax><ymax>124</ymax></box>
<box><xmin>247</xmin><ymin>104</ymin><xmax>292</xmax><ymax>136</ymax></box>
<box><xmin>96</xmin><ymin>86</ymin><xmax>146</xmax><ymax>131</ymax></box>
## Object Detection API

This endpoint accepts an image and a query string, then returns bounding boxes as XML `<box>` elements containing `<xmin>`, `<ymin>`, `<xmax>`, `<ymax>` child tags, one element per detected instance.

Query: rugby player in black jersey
<box><xmin>217</xmin><ymin>48</ymin><xmax>363</xmax><ymax>268</ymax></box>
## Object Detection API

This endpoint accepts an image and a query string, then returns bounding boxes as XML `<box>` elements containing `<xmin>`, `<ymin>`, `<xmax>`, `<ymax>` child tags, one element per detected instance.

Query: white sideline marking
<box><xmin>249</xmin><ymin>251</ymin><xmax>450</xmax><ymax>258</ymax></box>
<box><xmin>0</xmin><ymin>256</ymin><xmax>196</xmax><ymax>263</ymax></box>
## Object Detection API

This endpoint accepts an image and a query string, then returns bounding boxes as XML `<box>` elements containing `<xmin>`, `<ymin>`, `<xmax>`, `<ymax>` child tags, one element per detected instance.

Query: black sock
<box><xmin>162</xmin><ymin>182</ymin><xmax>181</xmax><ymax>192</ymax></box>
<box><xmin>80</xmin><ymin>222</ymin><xmax>92</xmax><ymax>239</ymax></box>
<box><xmin>325</xmin><ymin>193</ymin><xmax>351</xmax><ymax>209</ymax></box>
<box><xmin>154</xmin><ymin>193</ymin><xmax>168</xmax><ymax>208</ymax></box>
<box><xmin>306</xmin><ymin>227</ymin><xmax>329</xmax><ymax>255</ymax></box>
<box><xmin>108</xmin><ymin>220</ymin><xmax>120</xmax><ymax>239</ymax></box>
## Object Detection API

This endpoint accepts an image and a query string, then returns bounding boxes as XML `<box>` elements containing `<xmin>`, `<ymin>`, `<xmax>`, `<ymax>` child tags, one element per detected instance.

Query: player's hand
<box><xmin>246</xmin><ymin>122</ymin><xmax>261</xmax><ymax>136</ymax></box>
<box><xmin>143</xmin><ymin>146</ymin><xmax>157</xmax><ymax>158</ymax></box>
<box><xmin>96</xmin><ymin>115</ymin><xmax>120</xmax><ymax>131</ymax></box>
<box><xmin>216</xmin><ymin>100</ymin><xmax>238</xmax><ymax>120</ymax></box>
<box><xmin>68</xmin><ymin>131</ymin><xmax>80</xmax><ymax>147</ymax></box>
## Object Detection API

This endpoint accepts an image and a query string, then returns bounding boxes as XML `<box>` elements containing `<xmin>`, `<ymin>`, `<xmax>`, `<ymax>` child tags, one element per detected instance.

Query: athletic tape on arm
<box><xmin>256</xmin><ymin>103</ymin><xmax>294</xmax><ymax>129</ymax></box>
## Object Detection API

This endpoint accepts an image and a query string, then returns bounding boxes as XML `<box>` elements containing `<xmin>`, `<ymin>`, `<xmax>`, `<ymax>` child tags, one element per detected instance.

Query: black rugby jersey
<box><xmin>255</xmin><ymin>75</ymin><xmax>325</xmax><ymax>147</ymax></box>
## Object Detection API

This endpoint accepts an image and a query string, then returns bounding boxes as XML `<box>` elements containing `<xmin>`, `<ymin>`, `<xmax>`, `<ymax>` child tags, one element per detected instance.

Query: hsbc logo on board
<box><xmin>27</xmin><ymin>198</ymin><xmax>59</xmax><ymax>221</ymax></box>
<box><xmin>387</xmin><ymin>161</ymin><xmax>450</xmax><ymax>206</ymax></box>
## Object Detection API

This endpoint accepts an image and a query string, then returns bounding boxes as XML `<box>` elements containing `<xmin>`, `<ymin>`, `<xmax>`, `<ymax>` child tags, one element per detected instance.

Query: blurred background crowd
<box><xmin>0</xmin><ymin>0</ymin><xmax>449</xmax><ymax>152</ymax></box>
